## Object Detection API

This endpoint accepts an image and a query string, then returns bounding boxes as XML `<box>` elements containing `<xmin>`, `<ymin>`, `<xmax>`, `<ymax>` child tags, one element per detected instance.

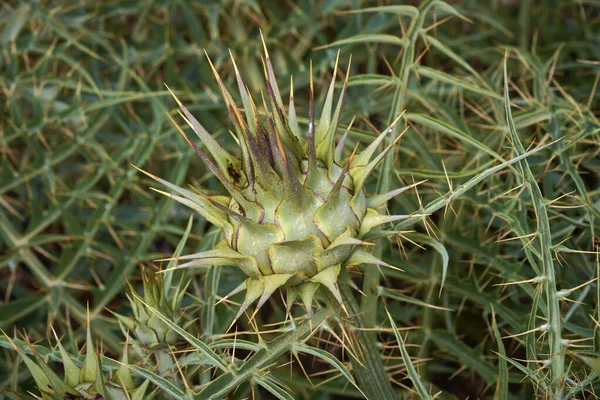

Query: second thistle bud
<box><xmin>116</xmin><ymin>268</ymin><xmax>185</xmax><ymax>349</ymax></box>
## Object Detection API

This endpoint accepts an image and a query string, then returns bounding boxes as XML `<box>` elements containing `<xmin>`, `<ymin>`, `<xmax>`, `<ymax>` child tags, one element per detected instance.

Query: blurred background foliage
<box><xmin>0</xmin><ymin>0</ymin><xmax>599</xmax><ymax>398</ymax></box>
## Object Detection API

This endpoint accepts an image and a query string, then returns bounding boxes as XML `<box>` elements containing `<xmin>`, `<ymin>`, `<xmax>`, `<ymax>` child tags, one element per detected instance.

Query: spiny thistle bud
<box><xmin>8</xmin><ymin>323</ymin><xmax>148</xmax><ymax>400</ymax></box>
<box><xmin>137</xmin><ymin>39</ymin><xmax>410</xmax><ymax>323</ymax></box>
<box><xmin>116</xmin><ymin>268</ymin><xmax>185</xmax><ymax>349</ymax></box>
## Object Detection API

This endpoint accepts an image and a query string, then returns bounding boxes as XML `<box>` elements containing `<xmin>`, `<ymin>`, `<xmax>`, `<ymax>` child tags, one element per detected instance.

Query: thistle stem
<box><xmin>328</xmin><ymin>284</ymin><xmax>397</xmax><ymax>400</ymax></box>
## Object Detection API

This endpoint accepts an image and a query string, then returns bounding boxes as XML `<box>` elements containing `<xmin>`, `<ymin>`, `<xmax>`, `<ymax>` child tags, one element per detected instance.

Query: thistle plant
<box><xmin>138</xmin><ymin>42</ymin><xmax>411</xmax><ymax>324</ymax></box>
<box><xmin>117</xmin><ymin>270</ymin><xmax>183</xmax><ymax>348</ymax></box>
<box><xmin>4</xmin><ymin>323</ymin><xmax>148</xmax><ymax>400</ymax></box>
<box><xmin>2</xmin><ymin>1</ymin><xmax>599</xmax><ymax>398</ymax></box>
<box><xmin>115</xmin><ymin>268</ymin><xmax>186</xmax><ymax>381</ymax></box>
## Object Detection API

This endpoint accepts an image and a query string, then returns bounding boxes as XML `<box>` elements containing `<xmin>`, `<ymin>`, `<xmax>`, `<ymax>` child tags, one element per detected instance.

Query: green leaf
<box><xmin>30</xmin><ymin>348</ymin><xmax>72</xmax><ymax>396</ymax></box>
<box><xmin>429</xmin><ymin>331</ymin><xmax>499</xmax><ymax>385</ymax></box>
<box><xmin>379</xmin><ymin>287</ymin><xmax>451</xmax><ymax>311</ymax></box>
<box><xmin>386</xmin><ymin>310</ymin><xmax>432</xmax><ymax>399</ymax></box>
<box><xmin>403</xmin><ymin>233</ymin><xmax>449</xmax><ymax>292</ymax></box>
<box><xmin>414</xmin><ymin>65</ymin><xmax>502</xmax><ymax>100</ymax></box>
<box><xmin>395</xmin><ymin>138</ymin><xmax>559</xmax><ymax>231</ymax></box>
<box><xmin>341</xmin><ymin>5</ymin><xmax>419</xmax><ymax>19</ymax></box>
<box><xmin>254</xmin><ymin>374</ymin><xmax>295</xmax><ymax>400</ymax></box>
<box><xmin>163</xmin><ymin>214</ymin><xmax>194</xmax><ymax>292</ymax></box>
<box><xmin>2</xmin><ymin>5</ymin><xmax>29</xmax><ymax>43</ymax></box>
<box><xmin>209</xmin><ymin>339</ymin><xmax>261</xmax><ymax>352</ymax></box>
<box><xmin>496</xmin><ymin>352</ymin><xmax>543</xmax><ymax>387</ymax></box>
<box><xmin>54</xmin><ymin>333</ymin><xmax>81</xmax><ymax>388</ymax></box>
<box><xmin>195</xmin><ymin>309</ymin><xmax>329</xmax><ymax>400</ymax></box>
<box><xmin>16</xmin><ymin>351</ymin><xmax>53</xmax><ymax>393</ymax></box>
<box><xmin>491</xmin><ymin>308</ymin><xmax>508</xmax><ymax>400</ymax></box>
<box><xmin>317</xmin><ymin>34</ymin><xmax>408</xmax><ymax>50</ymax></box>
<box><xmin>525</xmin><ymin>287</ymin><xmax>542</xmax><ymax>370</ymax></box>
<box><xmin>440</xmin><ymin>277</ymin><xmax>524</xmax><ymax>331</ymax></box>
<box><xmin>297</xmin><ymin>344</ymin><xmax>356</xmax><ymax>385</ymax></box>
<box><xmin>405</xmin><ymin>113</ymin><xmax>504</xmax><ymax>163</ymax></box>
<box><xmin>503</xmin><ymin>57</ymin><xmax>565</xmax><ymax>390</ymax></box>
<box><xmin>131</xmin><ymin>380</ymin><xmax>151</xmax><ymax>400</ymax></box>
<box><xmin>420</xmin><ymin>34</ymin><xmax>483</xmax><ymax>82</ymax></box>
<box><xmin>0</xmin><ymin>295</ymin><xmax>46</xmax><ymax>328</ymax></box>
<box><xmin>430</xmin><ymin>1</ymin><xmax>464</xmax><ymax>19</ymax></box>
<box><xmin>81</xmin><ymin>323</ymin><xmax>98</xmax><ymax>383</ymax></box>
<box><xmin>130</xmin><ymin>365</ymin><xmax>186</xmax><ymax>399</ymax></box>
<box><xmin>347</xmin><ymin>74</ymin><xmax>399</xmax><ymax>88</ymax></box>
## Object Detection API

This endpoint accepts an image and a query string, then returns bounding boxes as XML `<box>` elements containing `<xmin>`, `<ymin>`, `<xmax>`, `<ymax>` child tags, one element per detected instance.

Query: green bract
<box><xmin>116</xmin><ymin>269</ymin><xmax>185</xmax><ymax>349</ymax></box>
<box><xmin>8</xmin><ymin>322</ymin><xmax>148</xmax><ymax>400</ymax></box>
<box><xmin>139</xmin><ymin>43</ymin><xmax>409</xmax><ymax>322</ymax></box>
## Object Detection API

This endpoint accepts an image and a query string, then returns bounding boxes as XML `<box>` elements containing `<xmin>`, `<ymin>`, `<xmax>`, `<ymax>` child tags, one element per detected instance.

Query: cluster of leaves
<box><xmin>1</xmin><ymin>0</ymin><xmax>598</xmax><ymax>399</ymax></box>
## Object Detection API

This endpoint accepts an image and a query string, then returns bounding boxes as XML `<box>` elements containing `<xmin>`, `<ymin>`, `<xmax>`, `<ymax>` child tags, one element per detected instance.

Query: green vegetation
<box><xmin>1</xmin><ymin>1</ymin><xmax>598</xmax><ymax>398</ymax></box>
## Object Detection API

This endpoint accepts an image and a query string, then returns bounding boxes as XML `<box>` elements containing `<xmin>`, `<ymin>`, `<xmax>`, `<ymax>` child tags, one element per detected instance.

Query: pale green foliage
<box><xmin>1</xmin><ymin>0</ymin><xmax>598</xmax><ymax>399</ymax></box>
<box><xmin>3</xmin><ymin>323</ymin><xmax>149</xmax><ymax>400</ymax></box>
